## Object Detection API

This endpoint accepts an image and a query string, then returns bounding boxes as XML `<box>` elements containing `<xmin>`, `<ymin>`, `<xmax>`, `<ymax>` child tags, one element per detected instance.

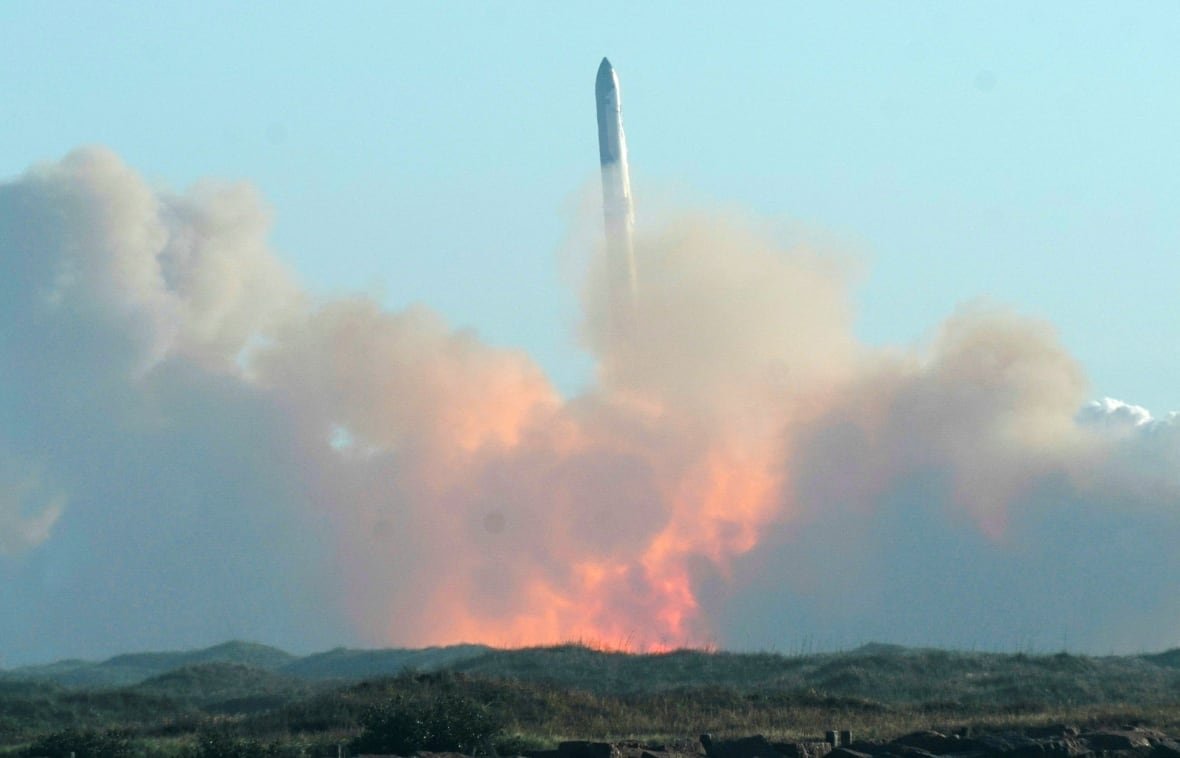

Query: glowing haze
<box><xmin>0</xmin><ymin>148</ymin><xmax>1178</xmax><ymax>665</ymax></box>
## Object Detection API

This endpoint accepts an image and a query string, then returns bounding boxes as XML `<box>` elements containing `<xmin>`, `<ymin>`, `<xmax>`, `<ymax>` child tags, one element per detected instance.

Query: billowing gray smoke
<box><xmin>0</xmin><ymin>149</ymin><xmax>339</xmax><ymax>661</ymax></box>
<box><xmin>0</xmin><ymin>148</ymin><xmax>1176</xmax><ymax>665</ymax></box>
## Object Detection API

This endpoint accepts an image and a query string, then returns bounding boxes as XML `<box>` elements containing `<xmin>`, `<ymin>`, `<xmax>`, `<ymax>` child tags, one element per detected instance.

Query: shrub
<box><xmin>22</xmin><ymin>728</ymin><xmax>134</xmax><ymax>758</ymax></box>
<box><xmin>351</xmin><ymin>693</ymin><xmax>503</xmax><ymax>756</ymax></box>
<box><xmin>187</xmin><ymin>730</ymin><xmax>285</xmax><ymax>758</ymax></box>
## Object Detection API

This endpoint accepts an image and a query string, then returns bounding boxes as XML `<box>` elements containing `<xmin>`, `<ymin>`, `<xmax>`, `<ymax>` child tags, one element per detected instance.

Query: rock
<box><xmin>811</xmin><ymin>743</ymin><xmax>836</xmax><ymax>758</ymax></box>
<box><xmin>1150</xmin><ymin>740</ymin><xmax>1180</xmax><ymax>758</ymax></box>
<box><xmin>1025</xmin><ymin>727</ymin><xmax>1081</xmax><ymax>740</ymax></box>
<box><xmin>976</xmin><ymin>733</ymin><xmax>1048</xmax><ymax>758</ymax></box>
<box><xmin>773</xmin><ymin>742</ymin><xmax>833</xmax><ymax>758</ymax></box>
<box><xmin>667</xmin><ymin>740</ymin><xmax>707</xmax><ymax>757</ymax></box>
<box><xmin>1039</xmin><ymin>738</ymin><xmax>1091</xmax><ymax>758</ymax></box>
<box><xmin>893</xmin><ymin>733</ymin><xmax>965</xmax><ymax>755</ymax></box>
<box><xmin>878</xmin><ymin>747</ymin><xmax>940</xmax><ymax>758</ymax></box>
<box><xmin>587</xmin><ymin>745</ymin><xmax>693</xmax><ymax>758</ymax></box>
<box><xmin>968</xmin><ymin>734</ymin><xmax>1091</xmax><ymax>758</ymax></box>
<box><xmin>701</xmin><ymin>736</ymin><xmax>784</xmax><ymax>758</ymax></box>
<box><xmin>631</xmin><ymin>745</ymin><xmax>697</xmax><ymax>758</ymax></box>
<box><xmin>559</xmin><ymin>743</ymin><xmax>623</xmax><ymax>758</ymax></box>
<box><xmin>1081</xmin><ymin>731</ymin><xmax>1153</xmax><ymax>752</ymax></box>
<box><xmin>826</xmin><ymin>749</ymin><xmax>874</xmax><ymax>758</ymax></box>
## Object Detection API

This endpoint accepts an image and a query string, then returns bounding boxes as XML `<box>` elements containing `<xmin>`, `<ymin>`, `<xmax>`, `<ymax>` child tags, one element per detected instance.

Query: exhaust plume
<box><xmin>0</xmin><ymin>148</ymin><xmax>1177</xmax><ymax>663</ymax></box>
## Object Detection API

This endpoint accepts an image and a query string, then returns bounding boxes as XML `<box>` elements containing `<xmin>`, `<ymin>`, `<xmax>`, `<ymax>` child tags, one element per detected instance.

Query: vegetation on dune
<box><xmin>131</xmin><ymin>663</ymin><xmax>310</xmax><ymax>712</ymax></box>
<box><xmin>281</xmin><ymin>644</ymin><xmax>490</xmax><ymax>682</ymax></box>
<box><xmin>351</xmin><ymin>689</ymin><xmax>504</xmax><ymax>755</ymax></box>
<box><xmin>4</xmin><ymin>643</ymin><xmax>1180</xmax><ymax>756</ymax></box>
<box><xmin>449</xmin><ymin>644</ymin><xmax>1180</xmax><ymax>705</ymax></box>
<box><xmin>0</xmin><ymin>642</ymin><xmax>297</xmax><ymax>690</ymax></box>
<box><xmin>19</xmin><ymin>728</ymin><xmax>135</xmax><ymax>758</ymax></box>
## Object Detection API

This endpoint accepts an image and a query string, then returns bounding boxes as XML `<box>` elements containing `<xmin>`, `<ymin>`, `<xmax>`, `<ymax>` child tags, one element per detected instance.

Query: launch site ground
<box><xmin>4</xmin><ymin>642</ymin><xmax>1180</xmax><ymax>757</ymax></box>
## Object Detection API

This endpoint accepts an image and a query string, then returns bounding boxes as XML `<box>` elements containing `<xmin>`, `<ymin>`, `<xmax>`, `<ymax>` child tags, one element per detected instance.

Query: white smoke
<box><xmin>0</xmin><ymin>149</ymin><xmax>336</xmax><ymax>662</ymax></box>
<box><xmin>0</xmin><ymin>148</ymin><xmax>1177</xmax><ymax>663</ymax></box>
<box><xmin>710</xmin><ymin>316</ymin><xmax>1180</xmax><ymax>653</ymax></box>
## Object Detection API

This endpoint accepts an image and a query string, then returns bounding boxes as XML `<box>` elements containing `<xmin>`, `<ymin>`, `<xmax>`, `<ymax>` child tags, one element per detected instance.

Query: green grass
<box><xmin>5</xmin><ymin>643</ymin><xmax>1180</xmax><ymax>756</ymax></box>
<box><xmin>448</xmin><ymin>644</ymin><xmax>1180</xmax><ymax>706</ymax></box>
<box><xmin>0</xmin><ymin>642</ymin><xmax>297</xmax><ymax>690</ymax></box>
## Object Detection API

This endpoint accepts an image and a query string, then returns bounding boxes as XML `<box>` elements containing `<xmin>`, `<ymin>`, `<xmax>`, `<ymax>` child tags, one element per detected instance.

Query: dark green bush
<box><xmin>187</xmin><ymin>730</ymin><xmax>284</xmax><ymax>758</ymax></box>
<box><xmin>22</xmin><ymin>728</ymin><xmax>134</xmax><ymax>758</ymax></box>
<box><xmin>492</xmin><ymin>733</ymin><xmax>548</xmax><ymax>756</ymax></box>
<box><xmin>351</xmin><ymin>692</ymin><xmax>503</xmax><ymax>755</ymax></box>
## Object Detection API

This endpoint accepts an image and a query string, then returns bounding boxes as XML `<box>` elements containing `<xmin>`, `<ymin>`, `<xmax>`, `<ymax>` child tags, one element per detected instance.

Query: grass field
<box><xmin>3</xmin><ymin>643</ymin><xmax>1180</xmax><ymax>756</ymax></box>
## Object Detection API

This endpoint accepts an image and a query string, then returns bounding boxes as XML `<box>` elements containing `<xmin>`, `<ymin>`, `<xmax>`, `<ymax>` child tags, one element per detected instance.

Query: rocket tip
<box><xmin>596</xmin><ymin>57</ymin><xmax>616</xmax><ymax>92</ymax></box>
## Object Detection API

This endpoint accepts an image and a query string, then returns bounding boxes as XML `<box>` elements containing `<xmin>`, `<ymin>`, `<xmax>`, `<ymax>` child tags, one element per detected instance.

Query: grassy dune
<box><xmin>3</xmin><ymin>643</ymin><xmax>1180</xmax><ymax>755</ymax></box>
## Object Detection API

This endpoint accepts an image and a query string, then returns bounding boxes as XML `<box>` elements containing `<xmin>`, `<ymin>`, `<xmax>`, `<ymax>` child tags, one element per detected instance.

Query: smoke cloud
<box><xmin>0</xmin><ymin>148</ymin><xmax>1176</xmax><ymax>664</ymax></box>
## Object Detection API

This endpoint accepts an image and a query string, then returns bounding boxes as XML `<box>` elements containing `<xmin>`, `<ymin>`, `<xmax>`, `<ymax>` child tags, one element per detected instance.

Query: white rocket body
<box><xmin>595</xmin><ymin>58</ymin><xmax>638</xmax><ymax>326</ymax></box>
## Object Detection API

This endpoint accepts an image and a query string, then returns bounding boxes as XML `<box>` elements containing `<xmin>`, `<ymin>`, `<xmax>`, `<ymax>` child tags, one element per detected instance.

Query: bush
<box><xmin>187</xmin><ymin>731</ymin><xmax>284</xmax><ymax>758</ymax></box>
<box><xmin>22</xmin><ymin>728</ymin><xmax>134</xmax><ymax>758</ymax></box>
<box><xmin>492</xmin><ymin>733</ymin><xmax>548</xmax><ymax>756</ymax></box>
<box><xmin>351</xmin><ymin>693</ymin><xmax>503</xmax><ymax>756</ymax></box>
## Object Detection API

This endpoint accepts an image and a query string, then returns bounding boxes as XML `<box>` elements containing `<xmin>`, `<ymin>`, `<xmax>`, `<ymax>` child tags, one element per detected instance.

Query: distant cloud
<box><xmin>0</xmin><ymin>450</ymin><xmax>63</xmax><ymax>556</ymax></box>
<box><xmin>1078</xmin><ymin>396</ymin><xmax>1155</xmax><ymax>431</ymax></box>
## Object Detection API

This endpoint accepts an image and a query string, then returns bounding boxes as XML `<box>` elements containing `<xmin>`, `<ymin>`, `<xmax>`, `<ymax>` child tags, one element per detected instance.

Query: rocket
<box><xmin>595</xmin><ymin>57</ymin><xmax>639</xmax><ymax>326</ymax></box>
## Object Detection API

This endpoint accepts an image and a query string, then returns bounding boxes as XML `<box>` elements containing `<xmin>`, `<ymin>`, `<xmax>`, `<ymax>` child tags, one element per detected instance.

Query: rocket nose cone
<box><xmin>596</xmin><ymin>57</ymin><xmax>616</xmax><ymax>95</ymax></box>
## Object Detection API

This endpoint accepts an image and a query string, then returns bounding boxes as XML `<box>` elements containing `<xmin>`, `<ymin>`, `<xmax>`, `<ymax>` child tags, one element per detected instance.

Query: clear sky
<box><xmin>3</xmin><ymin>1</ymin><xmax>1177</xmax><ymax>413</ymax></box>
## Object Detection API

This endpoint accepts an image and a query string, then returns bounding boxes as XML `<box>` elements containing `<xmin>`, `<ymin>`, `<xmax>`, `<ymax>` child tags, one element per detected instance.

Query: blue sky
<box><xmin>3</xmin><ymin>1</ymin><xmax>1178</xmax><ymax>411</ymax></box>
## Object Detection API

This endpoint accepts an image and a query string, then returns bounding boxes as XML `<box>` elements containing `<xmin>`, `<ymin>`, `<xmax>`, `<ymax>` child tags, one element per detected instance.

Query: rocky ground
<box><xmin>377</xmin><ymin>726</ymin><xmax>1180</xmax><ymax>758</ymax></box>
<box><xmin>699</xmin><ymin>726</ymin><xmax>1180</xmax><ymax>758</ymax></box>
